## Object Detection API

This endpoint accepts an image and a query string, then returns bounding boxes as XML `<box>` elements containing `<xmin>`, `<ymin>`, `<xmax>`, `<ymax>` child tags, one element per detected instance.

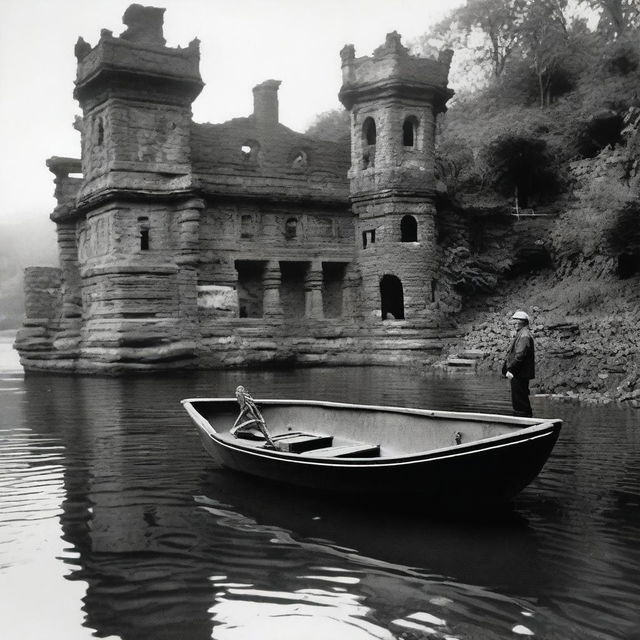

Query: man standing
<box><xmin>502</xmin><ymin>310</ymin><xmax>535</xmax><ymax>417</ymax></box>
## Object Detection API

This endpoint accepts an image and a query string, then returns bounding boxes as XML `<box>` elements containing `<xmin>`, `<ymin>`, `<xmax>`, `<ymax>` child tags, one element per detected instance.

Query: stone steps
<box><xmin>442</xmin><ymin>349</ymin><xmax>486</xmax><ymax>369</ymax></box>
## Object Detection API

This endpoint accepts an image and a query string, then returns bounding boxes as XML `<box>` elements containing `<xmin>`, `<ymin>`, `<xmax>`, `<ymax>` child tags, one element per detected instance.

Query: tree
<box><xmin>482</xmin><ymin>134</ymin><xmax>561</xmax><ymax>207</ymax></box>
<box><xmin>305</xmin><ymin>109</ymin><xmax>350</xmax><ymax>142</ymax></box>
<box><xmin>445</xmin><ymin>0</ymin><xmax>528</xmax><ymax>78</ymax></box>
<box><xmin>579</xmin><ymin>0</ymin><xmax>640</xmax><ymax>39</ymax></box>
<box><xmin>517</xmin><ymin>0</ymin><xmax>571</xmax><ymax>107</ymax></box>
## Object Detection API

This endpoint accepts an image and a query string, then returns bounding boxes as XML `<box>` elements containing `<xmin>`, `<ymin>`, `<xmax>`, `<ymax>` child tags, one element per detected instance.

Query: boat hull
<box><xmin>182</xmin><ymin>398</ymin><xmax>561</xmax><ymax>507</ymax></box>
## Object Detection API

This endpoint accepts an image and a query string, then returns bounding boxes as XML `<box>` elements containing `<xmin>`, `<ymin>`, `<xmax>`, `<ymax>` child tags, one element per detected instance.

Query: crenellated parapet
<box><xmin>339</xmin><ymin>32</ymin><xmax>453</xmax><ymax>112</ymax></box>
<box><xmin>73</xmin><ymin>9</ymin><xmax>202</xmax><ymax>109</ymax></box>
<box><xmin>73</xmin><ymin>4</ymin><xmax>203</xmax><ymax>204</ymax></box>
<box><xmin>339</xmin><ymin>32</ymin><xmax>453</xmax><ymax>198</ymax></box>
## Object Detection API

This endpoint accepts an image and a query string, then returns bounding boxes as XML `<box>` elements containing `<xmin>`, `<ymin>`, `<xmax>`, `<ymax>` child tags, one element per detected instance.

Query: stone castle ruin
<box><xmin>15</xmin><ymin>5</ymin><xmax>472</xmax><ymax>372</ymax></box>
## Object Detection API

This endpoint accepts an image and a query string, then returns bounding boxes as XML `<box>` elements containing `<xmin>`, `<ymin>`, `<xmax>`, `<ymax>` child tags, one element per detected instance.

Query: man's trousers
<box><xmin>510</xmin><ymin>377</ymin><xmax>532</xmax><ymax>417</ymax></box>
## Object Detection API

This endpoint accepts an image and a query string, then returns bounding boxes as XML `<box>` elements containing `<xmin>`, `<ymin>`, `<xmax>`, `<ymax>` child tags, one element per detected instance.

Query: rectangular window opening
<box><xmin>362</xmin><ymin>229</ymin><xmax>376</xmax><ymax>248</ymax></box>
<box><xmin>140</xmin><ymin>228</ymin><xmax>150</xmax><ymax>250</ymax></box>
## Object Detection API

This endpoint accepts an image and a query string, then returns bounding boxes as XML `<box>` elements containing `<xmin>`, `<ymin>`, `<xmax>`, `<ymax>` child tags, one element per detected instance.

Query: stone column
<box><xmin>341</xmin><ymin>262</ymin><xmax>361</xmax><ymax>320</ymax></box>
<box><xmin>23</xmin><ymin>267</ymin><xmax>62</xmax><ymax>321</ymax></box>
<box><xmin>262</xmin><ymin>260</ymin><xmax>283</xmax><ymax>318</ymax></box>
<box><xmin>175</xmin><ymin>198</ymin><xmax>204</xmax><ymax>347</ymax></box>
<box><xmin>304</xmin><ymin>260</ymin><xmax>324</xmax><ymax>319</ymax></box>
<box><xmin>56</xmin><ymin>222</ymin><xmax>82</xmax><ymax>320</ymax></box>
<box><xmin>175</xmin><ymin>198</ymin><xmax>203</xmax><ymax>267</ymax></box>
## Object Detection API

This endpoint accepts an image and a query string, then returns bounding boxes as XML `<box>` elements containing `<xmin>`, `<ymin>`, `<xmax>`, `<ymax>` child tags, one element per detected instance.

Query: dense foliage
<box><xmin>305</xmin><ymin>109</ymin><xmax>350</xmax><ymax>142</ymax></box>
<box><xmin>428</xmin><ymin>0</ymin><xmax>640</xmax><ymax>208</ymax></box>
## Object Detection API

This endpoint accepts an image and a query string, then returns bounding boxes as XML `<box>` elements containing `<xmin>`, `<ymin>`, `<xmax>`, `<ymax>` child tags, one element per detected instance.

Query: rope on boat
<box><xmin>230</xmin><ymin>385</ymin><xmax>278</xmax><ymax>449</ymax></box>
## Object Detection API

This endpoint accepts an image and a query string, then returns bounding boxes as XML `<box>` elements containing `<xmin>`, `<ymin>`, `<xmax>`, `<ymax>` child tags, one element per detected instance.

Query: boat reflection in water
<box><xmin>2</xmin><ymin>368</ymin><xmax>637</xmax><ymax>640</ymax></box>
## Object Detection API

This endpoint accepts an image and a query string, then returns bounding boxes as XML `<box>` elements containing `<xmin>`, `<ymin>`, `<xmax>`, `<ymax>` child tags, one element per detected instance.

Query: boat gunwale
<box><xmin>181</xmin><ymin>397</ymin><xmax>562</xmax><ymax>467</ymax></box>
<box><xmin>181</xmin><ymin>397</ymin><xmax>554</xmax><ymax>427</ymax></box>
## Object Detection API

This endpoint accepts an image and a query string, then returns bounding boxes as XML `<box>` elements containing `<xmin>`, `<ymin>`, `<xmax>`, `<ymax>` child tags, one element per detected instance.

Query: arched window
<box><xmin>400</xmin><ymin>215</ymin><xmax>417</xmax><ymax>242</ymax></box>
<box><xmin>291</xmin><ymin>150</ymin><xmax>308</xmax><ymax>169</ymax></box>
<box><xmin>403</xmin><ymin>116</ymin><xmax>418</xmax><ymax>147</ymax></box>
<box><xmin>138</xmin><ymin>216</ymin><xmax>150</xmax><ymax>250</ymax></box>
<box><xmin>285</xmin><ymin>217</ymin><xmax>298</xmax><ymax>239</ymax></box>
<box><xmin>362</xmin><ymin>117</ymin><xmax>376</xmax><ymax>169</ymax></box>
<box><xmin>363</xmin><ymin>117</ymin><xmax>376</xmax><ymax>145</ymax></box>
<box><xmin>380</xmin><ymin>274</ymin><xmax>405</xmax><ymax>320</ymax></box>
<box><xmin>241</xmin><ymin>141</ymin><xmax>260</xmax><ymax>164</ymax></box>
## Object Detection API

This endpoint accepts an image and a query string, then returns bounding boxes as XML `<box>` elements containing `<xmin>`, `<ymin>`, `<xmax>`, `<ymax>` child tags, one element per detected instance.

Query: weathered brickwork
<box><xmin>16</xmin><ymin>5</ymin><xmax>467</xmax><ymax>373</ymax></box>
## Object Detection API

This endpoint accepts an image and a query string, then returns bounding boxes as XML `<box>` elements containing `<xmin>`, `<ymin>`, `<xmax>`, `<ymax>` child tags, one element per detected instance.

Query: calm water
<box><xmin>1</xmin><ymin>355</ymin><xmax>639</xmax><ymax>639</ymax></box>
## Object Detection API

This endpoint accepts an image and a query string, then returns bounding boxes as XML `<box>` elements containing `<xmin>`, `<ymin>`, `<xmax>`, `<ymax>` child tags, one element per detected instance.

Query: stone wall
<box><xmin>22</xmin><ymin>267</ymin><xmax>62</xmax><ymax>321</ymax></box>
<box><xmin>197</xmin><ymin>318</ymin><xmax>456</xmax><ymax>368</ymax></box>
<box><xmin>14</xmin><ymin>267</ymin><xmax>64</xmax><ymax>367</ymax></box>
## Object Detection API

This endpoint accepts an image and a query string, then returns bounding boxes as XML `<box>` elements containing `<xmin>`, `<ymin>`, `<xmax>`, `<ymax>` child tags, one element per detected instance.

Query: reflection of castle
<box><xmin>15</xmin><ymin>4</ymin><xmax>454</xmax><ymax>373</ymax></box>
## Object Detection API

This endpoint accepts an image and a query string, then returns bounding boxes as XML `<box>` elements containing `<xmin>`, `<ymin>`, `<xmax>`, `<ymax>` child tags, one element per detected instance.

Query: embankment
<box><xmin>441</xmin><ymin>272</ymin><xmax>640</xmax><ymax>407</ymax></box>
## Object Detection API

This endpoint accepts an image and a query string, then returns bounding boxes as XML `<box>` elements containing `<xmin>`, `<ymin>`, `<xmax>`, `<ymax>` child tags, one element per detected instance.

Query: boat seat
<box><xmin>272</xmin><ymin>431</ymin><xmax>306</xmax><ymax>441</ymax></box>
<box><xmin>302</xmin><ymin>443</ymin><xmax>381</xmax><ymax>458</ymax></box>
<box><xmin>274</xmin><ymin>433</ymin><xmax>334</xmax><ymax>453</ymax></box>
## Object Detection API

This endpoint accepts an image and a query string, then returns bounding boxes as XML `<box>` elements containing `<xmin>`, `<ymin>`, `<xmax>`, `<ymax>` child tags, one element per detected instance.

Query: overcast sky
<box><xmin>0</xmin><ymin>0</ymin><xmax>465</xmax><ymax>227</ymax></box>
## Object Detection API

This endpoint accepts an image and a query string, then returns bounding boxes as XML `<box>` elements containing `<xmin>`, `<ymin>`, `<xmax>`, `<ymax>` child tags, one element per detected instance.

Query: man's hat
<box><xmin>511</xmin><ymin>310</ymin><xmax>530</xmax><ymax>323</ymax></box>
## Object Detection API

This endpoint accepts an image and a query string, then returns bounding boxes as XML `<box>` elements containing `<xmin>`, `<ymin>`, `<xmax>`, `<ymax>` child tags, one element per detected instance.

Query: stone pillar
<box><xmin>175</xmin><ymin>198</ymin><xmax>203</xmax><ymax>349</ymax></box>
<box><xmin>304</xmin><ymin>260</ymin><xmax>324</xmax><ymax>319</ymax></box>
<box><xmin>341</xmin><ymin>263</ymin><xmax>361</xmax><ymax>319</ymax></box>
<box><xmin>56</xmin><ymin>222</ymin><xmax>82</xmax><ymax>319</ymax></box>
<box><xmin>23</xmin><ymin>267</ymin><xmax>62</xmax><ymax>320</ymax></box>
<box><xmin>262</xmin><ymin>260</ymin><xmax>283</xmax><ymax>318</ymax></box>
<box><xmin>175</xmin><ymin>198</ymin><xmax>203</xmax><ymax>267</ymax></box>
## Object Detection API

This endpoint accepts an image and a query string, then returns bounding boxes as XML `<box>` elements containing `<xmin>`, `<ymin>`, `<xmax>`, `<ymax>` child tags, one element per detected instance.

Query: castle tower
<box><xmin>71</xmin><ymin>4</ymin><xmax>205</xmax><ymax>369</ymax></box>
<box><xmin>339</xmin><ymin>33</ymin><xmax>453</xmax><ymax>321</ymax></box>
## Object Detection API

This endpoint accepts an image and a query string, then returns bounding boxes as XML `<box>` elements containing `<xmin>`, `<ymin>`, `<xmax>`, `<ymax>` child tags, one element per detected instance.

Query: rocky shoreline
<box><xmin>438</xmin><ymin>274</ymin><xmax>640</xmax><ymax>409</ymax></box>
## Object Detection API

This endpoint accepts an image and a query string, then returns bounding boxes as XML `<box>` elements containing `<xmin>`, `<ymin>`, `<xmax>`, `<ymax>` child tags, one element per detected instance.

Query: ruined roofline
<box><xmin>191</xmin><ymin>117</ymin><xmax>346</xmax><ymax>147</ymax></box>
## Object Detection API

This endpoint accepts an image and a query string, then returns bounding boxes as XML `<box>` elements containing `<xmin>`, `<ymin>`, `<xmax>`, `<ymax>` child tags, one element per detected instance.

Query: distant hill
<box><xmin>0</xmin><ymin>215</ymin><xmax>57</xmax><ymax>329</ymax></box>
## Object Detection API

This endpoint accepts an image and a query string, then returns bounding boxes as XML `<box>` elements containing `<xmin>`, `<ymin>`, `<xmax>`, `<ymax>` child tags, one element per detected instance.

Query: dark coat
<box><xmin>502</xmin><ymin>326</ymin><xmax>535</xmax><ymax>380</ymax></box>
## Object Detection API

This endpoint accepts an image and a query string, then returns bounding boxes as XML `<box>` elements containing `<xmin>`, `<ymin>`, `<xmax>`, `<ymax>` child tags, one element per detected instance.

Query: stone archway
<box><xmin>380</xmin><ymin>274</ymin><xmax>404</xmax><ymax>320</ymax></box>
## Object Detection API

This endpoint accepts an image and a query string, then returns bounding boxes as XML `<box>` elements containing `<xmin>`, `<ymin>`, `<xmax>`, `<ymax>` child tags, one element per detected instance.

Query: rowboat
<box><xmin>181</xmin><ymin>388</ymin><xmax>562</xmax><ymax>507</ymax></box>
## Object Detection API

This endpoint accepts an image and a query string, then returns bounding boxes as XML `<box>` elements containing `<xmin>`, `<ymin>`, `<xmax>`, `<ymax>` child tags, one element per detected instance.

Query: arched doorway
<box><xmin>380</xmin><ymin>274</ymin><xmax>404</xmax><ymax>320</ymax></box>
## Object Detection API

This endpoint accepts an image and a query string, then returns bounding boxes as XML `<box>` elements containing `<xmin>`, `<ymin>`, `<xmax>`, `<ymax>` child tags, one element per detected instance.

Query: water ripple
<box><xmin>0</xmin><ymin>368</ymin><xmax>638</xmax><ymax>640</ymax></box>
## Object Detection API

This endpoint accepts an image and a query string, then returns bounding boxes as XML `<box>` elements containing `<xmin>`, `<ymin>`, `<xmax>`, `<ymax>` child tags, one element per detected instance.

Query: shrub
<box><xmin>481</xmin><ymin>134</ymin><xmax>562</xmax><ymax>206</ymax></box>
